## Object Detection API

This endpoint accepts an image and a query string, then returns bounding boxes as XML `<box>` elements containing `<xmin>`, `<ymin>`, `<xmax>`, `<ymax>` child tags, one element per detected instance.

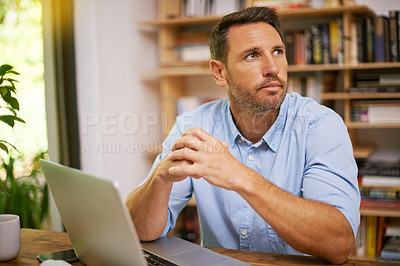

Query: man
<box><xmin>126</xmin><ymin>6</ymin><xmax>360</xmax><ymax>264</ymax></box>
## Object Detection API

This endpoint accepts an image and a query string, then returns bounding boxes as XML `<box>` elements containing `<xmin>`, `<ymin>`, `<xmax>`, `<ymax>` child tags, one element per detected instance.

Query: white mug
<box><xmin>0</xmin><ymin>214</ymin><xmax>21</xmax><ymax>261</ymax></box>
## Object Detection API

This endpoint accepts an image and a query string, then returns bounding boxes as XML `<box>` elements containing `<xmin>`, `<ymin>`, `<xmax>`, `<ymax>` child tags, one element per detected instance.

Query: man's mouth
<box><xmin>258</xmin><ymin>82</ymin><xmax>282</xmax><ymax>91</ymax></box>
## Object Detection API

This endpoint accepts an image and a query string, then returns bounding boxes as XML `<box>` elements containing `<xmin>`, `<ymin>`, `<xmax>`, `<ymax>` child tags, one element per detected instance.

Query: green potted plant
<box><xmin>0</xmin><ymin>64</ymin><xmax>48</xmax><ymax>229</ymax></box>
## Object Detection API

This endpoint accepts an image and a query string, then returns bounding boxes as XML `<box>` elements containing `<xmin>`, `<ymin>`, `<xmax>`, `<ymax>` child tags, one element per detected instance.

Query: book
<box><xmin>359</xmin><ymin>162</ymin><xmax>400</xmax><ymax>177</ymax></box>
<box><xmin>294</xmin><ymin>31</ymin><xmax>306</xmax><ymax>65</ymax></box>
<box><xmin>366</xmin><ymin>216</ymin><xmax>377</xmax><ymax>257</ymax></box>
<box><xmin>310</xmin><ymin>24</ymin><xmax>322</xmax><ymax>64</ymax></box>
<box><xmin>356</xmin><ymin>217</ymin><xmax>366</xmax><ymax>257</ymax></box>
<box><xmin>381</xmin><ymin>237</ymin><xmax>400</xmax><ymax>259</ymax></box>
<box><xmin>361</xmin><ymin>199</ymin><xmax>400</xmax><ymax>209</ymax></box>
<box><xmin>176</xmin><ymin>44</ymin><xmax>210</xmax><ymax>62</ymax></box>
<box><xmin>360</xmin><ymin>186</ymin><xmax>400</xmax><ymax>200</ymax></box>
<box><xmin>365</xmin><ymin>16</ymin><xmax>375</xmax><ymax>63</ymax></box>
<box><xmin>350</xmin><ymin>100</ymin><xmax>400</xmax><ymax>123</ymax></box>
<box><xmin>304</xmin><ymin>28</ymin><xmax>312</xmax><ymax>64</ymax></box>
<box><xmin>348</xmin><ymin>87</ymin><xmax>400</xmax><ymax>93</ymax></box>
<box><xmin>360</xmin><ymin>176</ymin><xmax>400</xmax><ymax>187</ymax></box>
<box><xmin>320</xmin><ymin>23</ymin><xmax>330</xmax><ymax>64</ymax></box>
<box><xmin>389</xmin><ymin>10</ymin><xmax>399</xmax><ymax>62</ymax></box>
<box><xmin>356</xmin><ymin>18</ymin><xmax>367</xmax><ymax>63</ymax></box>
<box><xmin>336</xmin><ymin>17</ymin><xmax>344</xmax><ymax>64</ymax></box>
<box><xmin>329</xmin><ymin>20</ymin><xmax>339</xmax><ymax>64</ymax></box>
<box><xmin>386</xmin><ymin>220</ymin><xmax>400</xmax><ymax>237</ymax></box>
<box><xmin>210</xmin><ymin>0</ymin><xmax>242</xmax><ymax>16</ymax></box>
<box><xmin>252</xmin><ymin>0</ymin><xmax>310</xmax><ymax>9</ymax></box>
<box><xmin>284</xmin><ymin>31</ymin><xmax>295</xmax><ymax>65</ymax></box>
<box><xmin>374</xmin><ymin>15</ymin><xmax>390</xmax><ymax>63</ymax></box>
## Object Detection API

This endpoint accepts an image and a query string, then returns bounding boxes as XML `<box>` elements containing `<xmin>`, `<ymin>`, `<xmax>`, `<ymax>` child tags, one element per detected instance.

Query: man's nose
<box><xmin>261</xmin><ymin>55</ymin><xmax>279</xmax><ymax>77</ymax></box>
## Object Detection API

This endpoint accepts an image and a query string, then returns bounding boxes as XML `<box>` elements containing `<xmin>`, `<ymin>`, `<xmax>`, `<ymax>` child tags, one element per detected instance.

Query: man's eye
<box><xmin>273</xmin><ymin>49</ymin><xmax>284</xmax><ymax>55</ymax></box>
<box><xmin>245</xmin><ymin>53</ymin><xmax>258</xmax><ymax>59</ymax></box>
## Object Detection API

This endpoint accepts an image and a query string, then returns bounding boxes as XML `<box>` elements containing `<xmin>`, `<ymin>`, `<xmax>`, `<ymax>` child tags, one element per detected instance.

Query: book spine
<box><xmin>337</xmin><ymin>17</ymin><xmax>344</xmax><ymax>64</ymax></box>
<box><xmin>366</xmin><ymin>216</ymin><xmax>377</xmax><ymax>257</ymax></box>
<box><xmin>304</xmin><ymin>28</ymin><xmax>312</xmax><ymax>64</ymax></box>
<box><xmin>389</xmin><ymin>10</ymin><xmax>399</xmax><ymax>62</ymax></box>
<box><xmin>311</xmin><ymin>24</ymin><xmax>322</xmax><ymax>64</ymax></box>
<box><xmin>359</xmin><ymin>165</ymin><xmax>400</xmax><ymax>177</ymax></box>
<box><xmin>329</xmin><ymin>20</ymin><xmax>339</xmax><ymax>64</ymax></box>
<box><xmin>320</xmin><ymin>23</ymin><xmax>331</xmax><ymax>64</ymax></box>
<box><xmin>365</xmin><ymin>16</ymin><xmax>374</xmax><ymax>62</ymax></box>
<box><xmin>285</xmin><ymin>31</ymin><xmax>295</xmax><ymax>65</ymax></box>
<box><xmin>360</xmin><ymin>187</ymin><xmax>400</xmax><ymax>200</ymax></box>
<box><xmin>374</xmin><ymin>16</ymin><xmax>386</xmax><ymax>62</ymax></box>
<box><xmin>356</xmin><ymin>217</ymin><xmax>366</xmax><ymax>257</ymax></box>
<box><xmin>356</xmin><ymin>18</ymin><xmax>365</xmax><ymax>63</ymax></box>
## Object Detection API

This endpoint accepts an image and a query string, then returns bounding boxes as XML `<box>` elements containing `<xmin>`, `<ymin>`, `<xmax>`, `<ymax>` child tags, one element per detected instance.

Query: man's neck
<box><xmin>229</xmin><ymin>101</ymin><xmax>280</xmax><ymax>144</ymax></box>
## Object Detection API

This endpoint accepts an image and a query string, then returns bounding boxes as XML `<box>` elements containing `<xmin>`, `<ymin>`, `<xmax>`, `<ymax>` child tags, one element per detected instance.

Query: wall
<box><xmin>74</xmin><ymin>0</ymin><xmax>159</xmax><ymax>199</ymax></box>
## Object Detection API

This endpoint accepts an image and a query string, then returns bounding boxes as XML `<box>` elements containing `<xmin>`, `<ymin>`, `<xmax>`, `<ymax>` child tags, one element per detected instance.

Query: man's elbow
<box><xmin>323</xmin><ymin>235</ymin><xmax>354</xmax><ymax>264</ymax></box>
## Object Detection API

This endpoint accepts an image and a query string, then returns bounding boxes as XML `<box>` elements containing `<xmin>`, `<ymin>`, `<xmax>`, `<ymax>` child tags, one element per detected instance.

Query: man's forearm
<box><xmin>237</xmin><ymin>170</ymin><xmax>354</xmax><ymax>264</ymax></box>
<box><xmin>125</xmin><ymin>175</ymin><xmax>173</xmax><ymax>241</ymax></box>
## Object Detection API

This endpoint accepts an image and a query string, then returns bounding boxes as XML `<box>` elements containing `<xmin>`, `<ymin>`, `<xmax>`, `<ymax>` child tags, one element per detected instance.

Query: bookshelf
<box><xmin>142</xmin><ymin>0</ymin><xmax>400</xmax><ymax>257</ymax></box>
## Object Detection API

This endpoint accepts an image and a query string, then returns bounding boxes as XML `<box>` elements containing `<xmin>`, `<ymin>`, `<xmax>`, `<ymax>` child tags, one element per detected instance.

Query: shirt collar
<box><xmin>262</xmin><ymin>94</ymin><xmax>289</xmax><ymax>152</ymax></box>
<box><xmin>224</xmin><ymin>94</ymin><xmax>289</xmax><ymax>152</ymax></box>
<box><xmin>224</xmin><ymin>100</ymin><xmax>242</xmax><ymax>148</ymax></box>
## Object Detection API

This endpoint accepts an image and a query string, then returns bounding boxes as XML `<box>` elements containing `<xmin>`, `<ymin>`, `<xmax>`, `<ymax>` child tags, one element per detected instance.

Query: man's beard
<box><xmin>226</xmin><ymin>71</ymin><xmax>288</xmax><ymax>114</ymax></box>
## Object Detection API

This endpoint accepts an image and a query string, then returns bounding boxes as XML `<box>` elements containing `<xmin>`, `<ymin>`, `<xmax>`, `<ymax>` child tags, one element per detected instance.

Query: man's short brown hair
<box><xmin>209</xmin><ymin>6</ymin><xmax>283</xmax><ymax>64</ymax></box>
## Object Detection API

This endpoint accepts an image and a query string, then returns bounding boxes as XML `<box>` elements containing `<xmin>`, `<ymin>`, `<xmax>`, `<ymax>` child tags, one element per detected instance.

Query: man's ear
<box><xmin>209</xmin><ymin>59</ymin><xmax>227</xmax><ymax>87</ymax></box>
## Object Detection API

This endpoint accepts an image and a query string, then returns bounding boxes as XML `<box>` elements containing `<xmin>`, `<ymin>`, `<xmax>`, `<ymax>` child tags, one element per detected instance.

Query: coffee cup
<box><xmin>0</xmin><ymin>214</ymin><xmax>21</xmax><ymax>261</ymax></box>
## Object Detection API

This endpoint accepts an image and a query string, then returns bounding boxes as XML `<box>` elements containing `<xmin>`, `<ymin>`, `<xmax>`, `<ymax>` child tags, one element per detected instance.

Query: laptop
<box><xmin>40</xmin><ymin>160</ymin><xmax>249</xmax><ymax>266</ymax></box>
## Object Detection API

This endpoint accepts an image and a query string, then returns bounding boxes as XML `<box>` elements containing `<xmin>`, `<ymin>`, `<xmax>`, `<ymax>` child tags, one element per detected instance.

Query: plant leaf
<box><xmin>0</xmin><ymin>64</ymin><xmax>13</xmax><ymax>76</ymax></box>
<box><xmin>0</xmin><ymin>86</ymin><xmax>7</xmax><ymax>97</ymax></box>
<box><xmin>9</xmin><ymin>97</ymin><xmax>19</xmax><ymax>110</ymax></box>
<box><xmin>0</xmin><ymin>115</ymin><xmax>15</xmax><ymax>127</ymax></box>
<box><xmin>0</xmin><ymin>142</ymin><xmax>9</xmax><ymax>154</ymax></box>
<box><xmin>5</xmin><ymin>70</ymin><xmax>19</xmax><ymax>75</ymax></box>
<box><xmin>0</xmin><ymin>140</ymin><xmax>19</xmax><ymax>152</ymax></box>
<box><xmin>14</xmin><ymin>116</ymin><xmax>25</xmax><ymax>123</ymax></box>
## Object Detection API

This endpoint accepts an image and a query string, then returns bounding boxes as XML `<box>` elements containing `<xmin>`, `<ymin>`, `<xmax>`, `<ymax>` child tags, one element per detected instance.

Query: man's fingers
<box><xmin>171</xmin><ymin>134</ymin><xmax>202</xmax><ymax>151</ymax></box>
<box><xmin>169</xmin><ymin>164</ymin><xmax>201</xmax><ymax>179</ymax></box>
<box><xmin>169</xmin><ymin>148</ymin><xmax>200</xmax><ymax>162</ymax></box>
<box><xmin>182</xmin><ymin>127</ymin><xmax>216</xmax><ymax>143</ymax></box>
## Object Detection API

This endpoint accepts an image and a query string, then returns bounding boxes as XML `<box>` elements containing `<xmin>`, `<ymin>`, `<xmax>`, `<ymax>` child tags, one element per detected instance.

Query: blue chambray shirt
<box><xmin>145</xmin><ymin>93</ymin><xmax>360</xmax><ymax>255</ymax></box>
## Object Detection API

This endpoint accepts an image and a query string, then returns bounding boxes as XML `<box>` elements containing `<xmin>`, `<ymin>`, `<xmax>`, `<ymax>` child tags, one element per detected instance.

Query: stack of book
<box><xmin>181</xmin><ymin>0</ymin><xmax>243</xmax><ymax>17</ymax></box>
<box><xmin>252</xmin><ymin>0</ymin><xmax>310</xmax><ymax>9</ymax></box>
<box><xmin>350</xmin><ymin>100</ymin><xmax>400</xmax><ymax>124</ymax></box>
<box><xmin>284</xmin><ymin>18</ymin><xmax>343</xmax><ymax>65</ymax></box>
<box><xmin>353</xmin><ymin>10</ymin><xmax>400</xmax><ymax>63</ymax></box>
<box><xmin>175</xmin><ymin>26</ymin><xmax>212</xmax><ymax>62</ymax></box>
<box><xmin>359</xmin><ymin>161</ymin><xmax>400</xmax><ymax>209</ymax></box>
<box><xmin>381</xmin><ymin>221</ymin><xmax>400</xmax><ymax>260</ymax></box>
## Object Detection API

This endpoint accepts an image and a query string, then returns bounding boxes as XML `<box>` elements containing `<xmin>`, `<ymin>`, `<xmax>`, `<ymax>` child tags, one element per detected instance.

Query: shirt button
<box><xmin>248</xmin><ymin>155</ymin><xmax>254</xmax><ymax>161</ymax></box>
<box><xmin>241</xmin><ymin>230</ymin><xmax>247</xmax><ymax>236</ymax></box>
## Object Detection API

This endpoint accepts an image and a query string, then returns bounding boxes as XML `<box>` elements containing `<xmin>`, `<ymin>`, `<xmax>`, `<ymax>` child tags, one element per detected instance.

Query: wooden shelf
<box><xmin>353</xmin><ymin>146</ymin><xmax>375</xmax><ymax>159</ymax></box>
<box><xmin>321</xmin><ymin>92</ymin><xmax>400</xmax><ymax>100</ymax></box>
<box><xmin>347</xmin><ymin>122</ymin><xmax>400</xmax><ymax>129</ymax></box>
<box><xmin>361</xmin><ymin>207</ymin><xmax>400</xmax><ymax>218</ymax></box>
<box><xmin>142</xmin><ymin>62</ymin><xmax>400</xmax><ymax>78</ymax></box>
<box><xmin>141</xmin><ymin>5</ymin><xmax>373</xmax><ymax>26</ymax></box>
<box><xmin>141</xmin><ymin>67</ymin><xmax>211</xmax><ymax>78</ymax></box>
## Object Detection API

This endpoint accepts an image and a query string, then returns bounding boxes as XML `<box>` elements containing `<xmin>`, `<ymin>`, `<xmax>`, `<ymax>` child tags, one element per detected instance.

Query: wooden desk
<box><xmin>1</xmin><ymin>229</ymin><xmax>399</xmax><ymax>265</ymax></box>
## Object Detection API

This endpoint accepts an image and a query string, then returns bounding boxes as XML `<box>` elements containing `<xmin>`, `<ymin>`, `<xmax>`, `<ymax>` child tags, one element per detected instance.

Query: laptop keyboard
<box><xmin>142</xmin><ymin>249</ymin><xmax>178</xmax><ymax>266</ymax></box>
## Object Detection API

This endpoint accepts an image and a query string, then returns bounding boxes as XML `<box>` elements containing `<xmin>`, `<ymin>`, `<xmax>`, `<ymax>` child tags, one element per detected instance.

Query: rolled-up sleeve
<box><xmin>302</xmin><ymin>113</ymin><xmax>360</xmax><ymax>239</ymax></box>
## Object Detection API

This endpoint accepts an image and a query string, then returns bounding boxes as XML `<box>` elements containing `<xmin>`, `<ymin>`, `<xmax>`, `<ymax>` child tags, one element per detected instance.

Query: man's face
<box><xmin>224</xmin><ymin>22</ymin><xmax>288</xmax><ymax>113</ymax></box>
